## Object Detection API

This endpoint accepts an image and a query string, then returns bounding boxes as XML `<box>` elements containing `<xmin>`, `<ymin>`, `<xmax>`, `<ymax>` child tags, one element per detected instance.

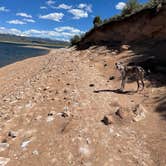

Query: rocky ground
<box><xmin>0</xmin><ymin>46</ymin><xmax>165</xmax><ymax>166</ymax></box>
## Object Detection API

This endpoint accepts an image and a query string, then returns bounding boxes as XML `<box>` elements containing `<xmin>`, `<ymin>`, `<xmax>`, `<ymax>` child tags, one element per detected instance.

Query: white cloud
<box><xmin>40</xmin><ymin>6</ymin><xmax>47</xmax><ymax>9</ymax></box>
<box><xmin>46</xmin><ymin>0</ymin><xmax>55</xmax><ymax>6</ymax></box>
<box><xmin>0</xmin><ymin>26</ymin><xmax>84</xmax><ymax>41</ymax></box>
<box><xmin>54</xmin><ymin>26</ymin><xmax>83</xmax><ymax>34</ymax></box>
<box><xmin>7</xmin><ymin>20</ymin><xmax>26</xmax><ymax>25</ymax></box>
<box><xmin>57</xmin><ymin>4</ymin><xmax>72</xmax><ymax>10</ymax></box>
<box><xmin>78</xmin><ymin>3</ymin><xmax>92</xmax><ymax>13</ymax></box>
<box><xmin>0</xmin><ymin>27</ymin><xmax>23</xmax><ymax>36</ymax></box>
<box><xmin>0</xmin><ymin>6</ymin><xmax>9</xmax><ymax>12</ymax></box>
<box><xmin>23</xmin><ymin>18</ymin><xmax>35</xmax><ymax>23</ymax></box>
<box><xmin>39</xmin><ymin>12</ymin><xmax>64</xmax><ymax>22</ymax></box>
<box><xmin>115</xmin><ymin>2</ymin><xmax>126</xmax><ymax>10</ymax></box>
<box><xmin>68</xmin><ymin>9</ymin><xmax>88</xmax><ymax>19</ymax></box>
<box><xmin>16</xmin><ymin>12</ymin><xmax>32</xmax><ymax>18</ymax></box>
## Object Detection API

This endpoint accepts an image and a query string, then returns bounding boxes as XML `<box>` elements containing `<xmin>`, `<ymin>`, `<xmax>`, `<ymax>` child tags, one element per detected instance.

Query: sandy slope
<box><xmin>0</xmin><ymin>47</ymin><xmax>165</xmax><ymax>166</ymax></box>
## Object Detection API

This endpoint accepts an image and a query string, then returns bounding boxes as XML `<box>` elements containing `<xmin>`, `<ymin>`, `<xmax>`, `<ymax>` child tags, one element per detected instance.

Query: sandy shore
<box><xmin>0</xmin><ymin>47</ymin><xmax>165</xmax><ymax>166</ymax></box>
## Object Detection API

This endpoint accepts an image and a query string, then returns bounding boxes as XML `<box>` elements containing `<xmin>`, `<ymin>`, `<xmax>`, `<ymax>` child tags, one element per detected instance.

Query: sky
<box><xmin>0</xmin><ymin>0</ymin><xmax>148</xmax><ymax>41</ymax></box>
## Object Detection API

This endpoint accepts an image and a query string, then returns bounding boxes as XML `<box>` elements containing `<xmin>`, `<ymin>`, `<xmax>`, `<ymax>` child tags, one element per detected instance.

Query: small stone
<box><xmin>0</xmin><ymin>157</ymin><xmax>10</xmax><ymax>166</ymax></box>
<box><xmin>21</xmin><ymin>140</ymin><xmax>31</xmax><ymax>149</ymax></box>
<box><xmin>79</xmin><ymin>145</ymin><xmax>91</xmax><ymax>157</ymax></box>
<box><xmin>133</xmin><ymin>104</ymin><xmax>146</xmax><ymax>122</ymax></box>
<box><xmin>0</xmin><ymin>143</ymin><xmax>9</xmax><ymax>152</ymax></box>
<box><xmin>101</xmin><ymin>115</ymin><xmax>114</xmax><ymax>125</ymax></box>
<box><xmin>133</xmin><ymin>111</ymin><xmax>146</xmax><ymax>122</ymax></box>
<box><xmin>8</xmin><ymin>131</ymin><xmax>17</xmax><ymax>138</ymax></box>
<box><xmin>109</xmin><ymin>127</ymin><xmax>114</xmax><ymax>134</ymax></box>
<box><xmin>115</xmin><ymin>108</ymin><xmax>124</xmax><ymax>119</ymax></box>
<box><xmin>109</xmin><ymin>76</ymin><xmax>115</xmax><ymax>80</ymax></box>
<box><xmin>32</xmin><ymin>150</ymin><xmax>39</xmax><ymax>155</ymax></box>
<box><xmin>64</xmin><ymin>90</ymin><xmax>67</xmax><ymax>93</ymax></box>
<box><xmin>89</xmin><ymin>84</ymin><xmax>95</xmax><ymax>87</ymax></box>
<box><xmin>46</xmin><ymin>116</ymin><xmax>54</xmax><ymax>122</ymax></box>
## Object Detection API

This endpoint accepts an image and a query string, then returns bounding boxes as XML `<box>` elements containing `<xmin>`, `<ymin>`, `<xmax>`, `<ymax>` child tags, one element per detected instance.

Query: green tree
<box><xmin>121</xmin><ymin>0</ymin><xmax>142</xmax><ymax>16</ymax></box>
<box><xmin>70</xmin><ymin>35</ymin><xmax>81</xmax><ymax>46</ymax></box>
<box><xmin>147</xmin><ymin>0</ymin><xmax>165</xmax><ymax>6</ymax></box>
<box><xmin>93</xmin><ymin>16</ymin><xmax>102</xmax><ymax>27</ymax></box>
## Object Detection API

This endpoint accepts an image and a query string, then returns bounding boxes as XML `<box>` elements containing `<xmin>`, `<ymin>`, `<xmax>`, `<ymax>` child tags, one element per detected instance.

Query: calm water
<box><xmin>0</xmin><ymin>42</ymin><xmax>51</xmax><ymax>68</ymax></box>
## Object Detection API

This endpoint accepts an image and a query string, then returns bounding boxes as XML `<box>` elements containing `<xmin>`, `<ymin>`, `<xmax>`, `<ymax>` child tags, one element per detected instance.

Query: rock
<box><xmin>109</xmin><ymin>127</ymin><xmax>114</xmax><ymax>134</ymax></box>
<box><xmin>121</xmin><ymin>44</ymin><xmax>130</xmax><ymax>50</ymax></box>
<box><xmin>25</xmin><ymin>101</ymin><xmax>34</xmax><ymax>109</ymax></box>
<box><xmin>89</xmin><ymin>84</ymin><xmax>95</xmax><ymax>87</ymax></box>
<box><xmin>111</xmin><ymin>51</ymin><xmax>117</xmax><ymax>55</ymax></box>
<box><xmin>109</xmin><ymin>76</ymin><xmax>115</xmax><ymax>80</ymax></box>
<box><xmin>0</xmin><ymin>157</ymin><xmax>10</xmax><ymax>166</ymax></box>
<box><xmin>32</xmin><ymin>150</ymin><xmax>39</xmax><ymax>155</ymax></box>
<box><xmin>64</xmin><ymin>89</ymin><xmax>67</xmax><ymax>93</ymax></box>
<box><xmin>101</xmin><ymin>114</ymin><xmax>114</xmax><ymax>125</ymax></box>
<box><xmin>133</xmin><ymin>104</ymin><xmax>146</xmax><ymax>122</ymax></box>
<box><xmin>115</xmin><ymin>108</ymin><xmax>124</xmax><ymax>119</ymax></box>
<box><xmin>8</xmin><ymin>131</ymin><xmax>18</xmax><ymax>138</ymax></box>
<box><xmin>43</xmin><ymin>86</ymin><xmax>49</xmax><ymax>91</ymax></box>
<box><xmin>133</xmin><ymin>111</ymin><xmax>146</xmax><ymax>122</ymax></box>
<box><xmin>79</xmin><ymin>145</ymin><xmax>91</xmax><ymax>157</ymax></box>
<box><xmin>46</xmin><ymin>116</ymin><xmax>54</xmax><ymax>122</ymax></box>
<box><xmin>21</xmin><ymin>140</ymin><xmax>31</xmax><ymax>149</ymax></box>
<box><xmin>0</xmin><ymin>143</ymin><xmax>9</xmax><ymax>152</ymax></box>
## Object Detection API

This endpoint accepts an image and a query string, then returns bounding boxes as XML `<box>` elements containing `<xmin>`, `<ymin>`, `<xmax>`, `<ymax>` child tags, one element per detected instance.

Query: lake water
<box><xmin>0</xmin><ymin>42</ymin><xmax>51</xmax><ymax>68</ymax></box>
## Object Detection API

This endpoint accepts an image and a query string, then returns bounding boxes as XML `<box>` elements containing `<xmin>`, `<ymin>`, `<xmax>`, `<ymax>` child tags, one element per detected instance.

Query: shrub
<box><xmin>147</xmin><ymin>0</ymin><xmax>165</xmax><ymax>7</ymax></box>
<box><xmin>70</xmin><ymin>35</ymin><xmax>81</xmax><ymax>46</ymax></box>
<box><xmin>93</xmin><ymin>16</ymin><xmax>102</xmax><ymax>27</ymax></box>
<box><xmin>121</xmin><ymin>0</ymin><xmax>142</xmax><ymax>16</ymax></box>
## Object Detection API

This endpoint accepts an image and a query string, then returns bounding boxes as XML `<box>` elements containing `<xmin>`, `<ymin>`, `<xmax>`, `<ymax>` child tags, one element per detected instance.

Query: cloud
<box><xmin>78</xmin><ymin>3</ymin><xmax>92</xmax><ymax>13</ymax></box>
<box><xmin>115</xmin><ymin>2</ymin><xmax>126</xmax><ymax>10</ymax></box>
<box><xmin>39</xmin><ymin>12</ymin><xmax>64</xmax><ymax>22</ymax></box>
<box><xmin>54</xmin><ymin>26</ymin><xmax>83</xmax><ymax>34</ymax></box>
<box><xmin>7</xmin><ymin>20</ymin><xmax>26</xmax><ymax>25</ymax></box>
<box><xmin>0</xmin><ymin>6</ymin><xmax>9</xmax><ymax>12</ymax></box>
<box><xmin>0</xmin><ymin>26</ymin><xmax>84</xmax><ymax>41</ymax></box>
<box><xmin>46</xmin><ymin>0</ymin><xmax>55</xmax><ymax>6</ymax></box>
<box><xmin>0</xmin><ymin>27</ymin><xmax>23</xmax><ymax>36</ymax></box>
<box><xmin>68</xmin><ymin>9</ymin><xmax>88</xmax><ymax>19</ymax></box>
<box><xmin>23</xmin><ymin>18</ymin><xmax>35</xmax><ymax>23</ymax></box>
<box><xmin>40</xmin><ymin>6</ymin><xmax>47</xmax><ymax>10</ymax></box>
<box><xmin>16</xmin><ymin>12</ymin><xmax>32</xmax><ymax>18</ymax></box>
<box><xmin>57</xmin><ymin>4</ymin><xmax>72</xmax><ymax>10</ymax></box>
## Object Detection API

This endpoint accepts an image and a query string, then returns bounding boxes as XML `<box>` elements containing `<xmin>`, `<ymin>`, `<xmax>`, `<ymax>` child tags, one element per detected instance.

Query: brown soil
<box><xmin>0</xmin><ymin>46</ymin><xmax>165</xmax><ymax>166</ymax></box>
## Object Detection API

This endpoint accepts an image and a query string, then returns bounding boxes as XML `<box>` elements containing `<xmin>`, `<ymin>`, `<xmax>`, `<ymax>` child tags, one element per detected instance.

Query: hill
<box><xmin>0</xmin><ymin>33</ymin><xmax>69</xmax><ymax>47</ymax></box>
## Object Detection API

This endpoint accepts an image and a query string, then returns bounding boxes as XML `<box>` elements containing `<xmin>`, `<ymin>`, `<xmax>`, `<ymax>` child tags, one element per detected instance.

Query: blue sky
<box><xmin>0</xmin><ymin>0</ymin><xmax>148</xmax><ymax>41</ymax></box>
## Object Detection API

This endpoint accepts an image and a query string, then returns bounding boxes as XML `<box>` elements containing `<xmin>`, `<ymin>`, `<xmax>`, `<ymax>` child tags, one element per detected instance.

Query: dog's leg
<box><xmin>120</xmin><ymin>72</ymin><xmax>126</xmax><ymax>91</ymax></box>
<box><xmin>136</xmin><ymin>79</ymin><xmax>140</xmax><ymax>92</ymax></box>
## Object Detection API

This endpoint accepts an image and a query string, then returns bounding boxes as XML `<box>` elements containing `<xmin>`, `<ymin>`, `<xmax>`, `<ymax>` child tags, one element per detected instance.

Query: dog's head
<box><xmin>115</xmin><ymin>62</ymin><xmax>124</xmax><ymax>70</ymax></box>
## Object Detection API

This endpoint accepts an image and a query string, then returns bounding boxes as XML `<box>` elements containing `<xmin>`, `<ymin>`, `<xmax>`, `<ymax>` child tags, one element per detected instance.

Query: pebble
<box><xmin>32</xmin><ymin>150</ymin><xmax>39</xmax><ymax>155</ymax></box>
<box><xmin>8</xmin><ymin>131</ymin><xmax>18</xmax><ymax>138</ymax></box>
<box><xmin>0</xmin><ymin>157</ymin><xmax>10</xmax><ymax>166</ymax></box>
<box><xmin>0</xmin><ymin>143</ymin><xmax>9</xmax><ymax>152</ymax></box>
<box><xmin>102</xmin><ymin>114</ymin><xmax>114</xmax><ymax>125</ymax></box>
<box><xmin>79</xmin><ymin>145</ymin><xmax>91</xmax><ymax>157</ymax></box>
<box><xmin>46</xmin><ymin>116</ymin><xmax>54</xmax><ymax>122</ymax></box>
<box><xmin>21</xmin><ymin>140</ymin><xmax>31</xmax><ymax>149</ymax></box>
